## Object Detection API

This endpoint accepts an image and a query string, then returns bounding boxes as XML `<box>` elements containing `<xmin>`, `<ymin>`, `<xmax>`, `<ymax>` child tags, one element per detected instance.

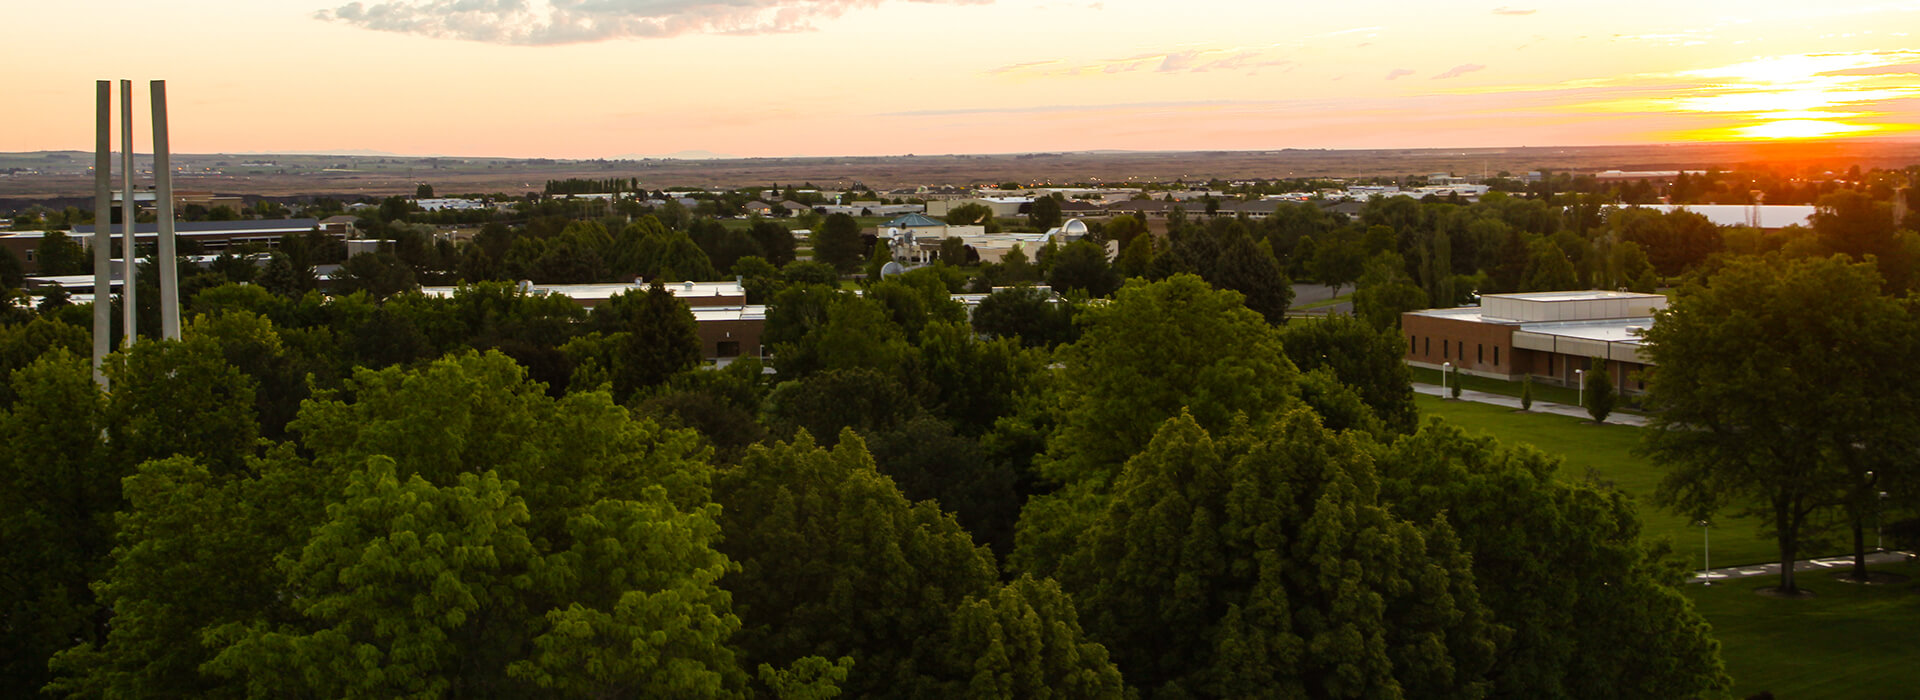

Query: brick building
<box><xmin>1401</xmin><ymin>290</ymin><xmax>1667</xmax><ymax>395</ymax></box>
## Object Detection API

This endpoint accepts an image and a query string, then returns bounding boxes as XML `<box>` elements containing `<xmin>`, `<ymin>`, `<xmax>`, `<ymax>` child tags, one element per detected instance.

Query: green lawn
<box><xmin>1687</xmin><ymin>561</ymin><xmax>1920</xmax><ymax>700</ymax></box>
<box><xmin>1291</xmin><ymin>293</ymin><xmax>1352</xmax><ymax>311</ymax></box>
<box><xmin>1418</xmin><ymin>395</ymin><xmax>1918</xmax><ymax>698</ymax></box>
<box><xmin>1415</xmin><ymin>395</ymin><xmax>1775</xmax><ymax>567</ymax></box>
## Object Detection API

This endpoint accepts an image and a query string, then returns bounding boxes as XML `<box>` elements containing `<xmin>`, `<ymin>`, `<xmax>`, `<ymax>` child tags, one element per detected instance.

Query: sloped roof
<box><xmin>882</xmin><ymin>213</ymin><xmax>945</xmax><ymax>228</ymax></box>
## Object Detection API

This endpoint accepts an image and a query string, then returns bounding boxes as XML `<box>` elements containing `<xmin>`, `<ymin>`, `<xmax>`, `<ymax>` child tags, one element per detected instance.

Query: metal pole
<box><xmin>91</xmin><ymin>80</ymin><xmax>113</xmax><ymax>386</ymax></box>
<box><xmin>151</xmin><ymin>80</ymin><xmax>180</xmax><ymax>340</ymax></box>
<box><xmin>1699</xmin><ymin>520</ymin><xmax>1711</xmax><ymax>585</ymax></box>
<box><xmin>119</xmin><ymin>80</ymin><xmax>137</xmax><ymax>347</ymax></box>
<box><xmin>1576</xmin><ymin>369</ymin><xmax>1585</xmax><ymax>407</ymax></box>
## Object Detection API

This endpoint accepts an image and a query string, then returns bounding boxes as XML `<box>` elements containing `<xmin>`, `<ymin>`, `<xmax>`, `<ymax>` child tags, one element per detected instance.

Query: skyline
<box><xmin>8</xmin><ymin>1</ymin><xmax>1920</xmax><ymax>159</ymax></box>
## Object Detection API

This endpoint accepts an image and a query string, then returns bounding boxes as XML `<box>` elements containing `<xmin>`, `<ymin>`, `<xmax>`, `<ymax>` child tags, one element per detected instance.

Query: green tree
<box><xmin>1028</xmin><ymin>195</ymin><xmax>1063</xmax><ymax>230</ymax></box>
<box><xmin>415</xmin><ymin>183</ymin><xmax>434</xmax><ymax>198</ymax></box>
<box><xmin>1309</xmin><ymin>237</ymin><xmax>1365</xmax><ymax>295</ymax></box>
<box><xmin>1279</xmin><ymin>313</ymin><xmax>1418</xmax><ymax>434</ymax></box>
<box><xmin>1520</xmin><ymin>375</ymin><xmax>1534</xmax><ymax>410</ymax></box>
<box><xmin>0</xmin><ymin>351</ymin><xmax>114</xmax><ymax>692</ymax></box>
<box><xmin>944</xmin><ymin>576</ymin><xmax>1126</xmax><ymax>699</ymax></box>
<box><xmin>1042</xmin><ymin>274</ymin><xmax>1298</xmax><ymax>484</ymax></box>
<box><xmin>1584</xmin><ymin>357</ymin><xmax>1615</xmax><ymax>423</ymax></box>
<box><xmin>1209</xmin><ymin>228</ymin><xmax>1292</xmax><ymax>323</ymax></box>
<box><xmin>713</xmin><ymin>433</ymin><xmax>995</xmax><ymax>698</ymax></box>
<box><xmin>1377</xmin><ymin>422</ymin><xmax>1729</xmax><ymax>699</ymax></box>
<box><xmin>1046</xmin><ymin>239</ymin><xmax>1121</xmax><ymax>298</ymax></box>
<box><xmin>625</xmin><ymin>282</ymin><xmax>704</xmax><ymax>392</ymax></box>
<box><xmin>944</xmin><ymin>202</ymin><xmax>995</xmax><ymax>227</ymax></box>
<box><xmin>970</xmin><ymin>285</ymin><xmax>1077</xmax><ymax>349</ymax></box>
<box><xmin>1103</xmin><ymin>214</ymin><xmax>1148</xmax><ymax>250</ymax></box>
<box><xmin>1351</xmin><ymin>251</ymin><xmax>1430</xmax><ymax>329</ymax></box>
<box><xmin>36</xmin><ymin>229</ymin><xmax>90</xmax><ymax>276</ymax></box>
<box><xmin>1057</xmin><ymin>411</ymin><xmax>1496</xmax><ymax>698</ymax></box>
<box><xmin>814</xmin><ymin>213</ymin><xmax>866</xmax><ymax>274</ymax></box>
<box><xmin>1642</xmin><ymin>255</ymin><xmax>1920</xmax><ymax>593</ymax></box>
<box><xmin>939</xmin><ymin>236</ymin><xmax>969</xmax><ymax>264</ymax></box>
<box><xmin>1522</xmin><ymin>240</ymin><xmax>1579</xmax><ymax>292</ymax></box>
<box><xmin>58</xmin><ymin>352</ymin><xmax>748</xmax><ymax>696</ymax></box>
<box><xmin>331</xmin><ymin>251</ymin><xmax>417</xmax><ymax>298</ymax></box>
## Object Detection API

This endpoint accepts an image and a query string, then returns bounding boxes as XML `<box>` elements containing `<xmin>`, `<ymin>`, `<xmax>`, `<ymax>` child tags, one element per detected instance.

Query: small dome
<box><xmin>880</xmin><ymin>261</ymin><xmax>907</xmax><ymax>278</ymax></box>
<box><xmin>1061</xmin><ymin>218</ymin><xmax>1089</xmax><ymax>238</ymax></box>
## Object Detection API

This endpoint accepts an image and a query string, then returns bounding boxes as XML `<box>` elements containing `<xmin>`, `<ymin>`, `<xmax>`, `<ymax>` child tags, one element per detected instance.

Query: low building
<box><xmin>418</xmin><ymin>279</ymin><xmax>761</xmax><ymax>361</ymax></box>
<box><xmin>2</xmin><ymin>219</ymin><xmax>326</xmax><ymax>273</ymax></box>
<box><xmin>1401</xmin><ymin>290</ymin><xmax>1667</xmax><ymax>394</ymax></box>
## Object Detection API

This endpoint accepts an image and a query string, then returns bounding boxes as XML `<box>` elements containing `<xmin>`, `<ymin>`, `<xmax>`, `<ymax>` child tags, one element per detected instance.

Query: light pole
<box><xmin>1574</xmin><ymin>368</ymin><xmax>1585</xmax><ymax>408</ymax></box>
<box><xmin>1441</xmin><ymin>362</ymin><xmax>1452</xmax><ymax>397</ymax></box>
<box><xmin>1697</xmin><ymin>519</ymin><xmax>1712</xmax><ymax>585</ymax></box>
<box><xmin>1879</xmin><ymin>491</ymin><xmax>1889</xmax><ymax>551</ymax></box>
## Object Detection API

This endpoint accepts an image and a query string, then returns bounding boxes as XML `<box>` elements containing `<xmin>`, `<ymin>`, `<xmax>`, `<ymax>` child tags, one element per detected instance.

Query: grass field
<box><xmin>1416</xmin><ymin>395</ymin><xmax>1917</xmax><ymax>698</ymax></box>
<box><xmin>1688</xmin><ymin>561</ymin><xmax>1920</xmax><ymax>699</ymax></box>
<box><xmin>1414</xmin><ymin>394</ymin><xmax>1776</xmax><ymax>567</ymax></box>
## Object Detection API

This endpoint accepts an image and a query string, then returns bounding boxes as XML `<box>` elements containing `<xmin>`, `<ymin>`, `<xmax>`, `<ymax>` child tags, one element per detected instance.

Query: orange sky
<box><xmin>6</xmin><ymin>1</ymin><xmax>1919</xmax><ymax>157</ymax></box>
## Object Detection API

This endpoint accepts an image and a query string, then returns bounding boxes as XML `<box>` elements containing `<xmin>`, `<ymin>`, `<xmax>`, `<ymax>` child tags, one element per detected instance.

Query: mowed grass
<box><xmin>1416</xmin><ymin>395</ymin><xmax>1919</xmax><ymax>698</ymax></box>
<box><xmin>1688</xmin><ymin>562</ymin><xmax>1920</xmax><ymax>700</ymax></box>
<box><xmin>1413</xmin><ymin>394</ymin><xmax>1776</xmax><ymax>567</ymax></box>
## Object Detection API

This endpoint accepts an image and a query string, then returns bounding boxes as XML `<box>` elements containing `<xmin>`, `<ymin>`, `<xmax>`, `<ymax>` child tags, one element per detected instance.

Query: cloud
<box><xmin>1385</xmin><ymin>68</ymin><xmax>1414</xmax><ymax>80</ymax></box>
<box><xmin>988</xmin><ymin>45</ymin><xmax>1291</xmax><ymax>77</ymax></box>
<box><xmin>1491</xmin><ymin>6</ymin><xmax>1535</xmax><ymax>15</ymax></box>
<box><xmin>1820</xmin><ymin>62</ymin><xmax>1920</xmax><ymax>76</ymax></box>
<box><xmin>316</xmin><ymin>0</ymin><xmax>993</xmax><ymax>45</ymax></box>
<box><xmin>1432</xmin><ymin>63</ymin><xmax>1487</xmax><ymax>80</ymax></box>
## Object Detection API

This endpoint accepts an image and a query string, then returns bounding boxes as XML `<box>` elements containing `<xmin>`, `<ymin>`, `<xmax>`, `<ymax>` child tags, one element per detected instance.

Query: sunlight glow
<box><xmin>1732</xmin><ymin>119</ymin><xmax>1880</xmax><ymax>139</ymax></box>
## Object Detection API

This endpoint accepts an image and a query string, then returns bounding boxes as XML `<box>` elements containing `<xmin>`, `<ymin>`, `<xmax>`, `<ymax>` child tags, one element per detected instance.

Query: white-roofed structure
<box><xmin>1402</xmin><ymin>290</ymin><xmax>1667</xmax><ymax>394</ymax></box>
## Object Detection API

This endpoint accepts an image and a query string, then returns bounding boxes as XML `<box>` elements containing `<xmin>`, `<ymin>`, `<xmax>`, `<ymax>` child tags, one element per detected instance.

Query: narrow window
<box><xmin>1424</xmin><ymin>337</ymin><xmax>1430</xmax><ymax>355</ymax></box>
<box><xmin>1443</xmin><ymin>340</ymin><xmax>1449</xmax><ymax>359</ymax></box>
<box><xmin>1477</xmin><ymin>344</ymin><xmax>1484</xmax><ymax>364</ymax></box>
<box><xmin>1409</xmin><ymin>335</ymin><xmax>1416</xmax><ymax>353</ymax></box>
<box><xmin>1493</xmin><ymin>346</ymin><xmax>1500</xmax><ymax>366</ymax></box>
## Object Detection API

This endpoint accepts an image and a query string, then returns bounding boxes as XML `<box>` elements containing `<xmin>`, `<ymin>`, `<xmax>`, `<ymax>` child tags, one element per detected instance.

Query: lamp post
<box><xmin>1574</xmin><ymin>368</ymin><xmax>1586</xmax><ymax>408</ymax></box>
<box><xmin>1441</xmin><ymin>362</ymin><xmax>1452</xmax><ymax>396</ymax></box>
<box><xmin>1697</xmin><ymin>519</ymin><xmax>1712</xmax><ymax>585</ymax></box>
<box><xmin>1879</xmin><ymin>491</ymin><xmax>1889</xmax><ymax>551</ymax></box>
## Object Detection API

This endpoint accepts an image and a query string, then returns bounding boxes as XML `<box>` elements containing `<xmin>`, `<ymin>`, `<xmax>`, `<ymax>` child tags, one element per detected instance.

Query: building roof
<box><xmin>1625</xmin><ymin>204</ymin><xmax>1816</xmax><ymax>230</ymax></box>
<box><xmin>72</xmin><ymin>219</ymin><xmax>319</xmax><ymax>236</ymax></box>
<box><xmin>882</xmin><ymin>213</ymin><xmax>945</xmax><ymax>228</ymax></box>
<box><xmin>419</xmin><ymin>280</ymin><xmax>747</xmax><ymax>307</ymax></box>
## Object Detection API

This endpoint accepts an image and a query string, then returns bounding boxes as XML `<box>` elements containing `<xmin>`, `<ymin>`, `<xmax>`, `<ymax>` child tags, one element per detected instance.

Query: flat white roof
<box><xmin>1620</xmin><ymin>204</ymin><xmax>1817</xmax><ymax>229</ymax></box>
<box><xmin>1479</xmin><ymin>290</ymin><xmax>1665</xmax><ymax>304</ymax></box>
<box><xmin>1516</xmin><ymin>318</ymin><xmax>1653</xmax><ymax>344</ymax></box>
<box><xmin>419</xmin><ymin>280</ymin><xmax>746</xmax><ymax>304</ymax></box>
<box><xmin>691</xmin><ymin>305</ymin><xmax>767</xmax><ymax>322</ymax></box>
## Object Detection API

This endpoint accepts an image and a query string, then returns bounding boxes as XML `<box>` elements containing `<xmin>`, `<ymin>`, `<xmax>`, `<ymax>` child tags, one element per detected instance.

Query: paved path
<box><xmin>1412</xmin><ymin>382</ymin><xmax>1649</xmax><ymax>427</ymax></box>
<box><xmin>1690</xmin><ymin>550</ymin><xmax>1916</xmax><ymax>584</ymax></box>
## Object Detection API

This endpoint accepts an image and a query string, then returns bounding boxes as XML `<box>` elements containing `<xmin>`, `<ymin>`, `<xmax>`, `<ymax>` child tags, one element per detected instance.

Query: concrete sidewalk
<box><xmin>1690</xmin><ymin>550</ymin><xmax>1916</xmax><ymax>584</ymax></box>
<box><xmin>1412</xmin><ymin>382</ymin><xmax>1649</xmax><ymax>427</ymax></box>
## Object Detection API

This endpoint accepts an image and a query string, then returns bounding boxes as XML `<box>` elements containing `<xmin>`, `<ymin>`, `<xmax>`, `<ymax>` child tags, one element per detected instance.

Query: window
<box><xmin>1424</xmin><ymin>337</ymin><xmax>1430</xmax><ymax>355</ymax></box>
<box><xmin>716</xmin><ymin>341</ymin><xmax>740</xmax><ymax>358</ymax></box>
<box><xmin>1547</xmin><ymin>356</ymin><xmax>1554</xmax><ymax>374</ymax></box>
<box><xmin>1409</xmin><ymin>335</ymin><xmax>1416</xmax><ymax>353</ymax></box>
<box><xmin>1477</xmin><ymin>344</ymin><xmax>1484</xmax><ymax>364</ymax></box>
<box><xmin>1443</xmin><ymin>340</ymin><xmax>1449</xmax><ymax>359</ymax></box>
<box><xmin>1493</xmin><ymin>346</ymin><xmax>1501</xmax><ymax>366</ymax></box>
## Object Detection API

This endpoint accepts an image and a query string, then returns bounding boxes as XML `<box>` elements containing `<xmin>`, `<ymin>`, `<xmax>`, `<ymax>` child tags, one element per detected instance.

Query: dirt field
<box><xmin>5</xmin><ymin>139</ymin><xmax>1918</xmax><ymax>205</ymax></box>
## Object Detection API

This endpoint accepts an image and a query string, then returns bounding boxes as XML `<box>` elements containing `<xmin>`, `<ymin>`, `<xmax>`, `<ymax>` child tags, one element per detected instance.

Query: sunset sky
<box><xmin>8</xmin><ymin>0</ymin><xmax>1920</xmax><ymax>158</ymax></box>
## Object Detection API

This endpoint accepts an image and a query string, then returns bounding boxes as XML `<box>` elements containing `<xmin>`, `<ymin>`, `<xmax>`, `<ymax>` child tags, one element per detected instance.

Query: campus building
<box><xmin>1401</xmin><ymin>290</ymin><xmax>1667</xmax><ymax>395</ymax></box>
<box><xmin>419</xmin><ymin>280</ymin><xmax>763</xmax><ymax>363</ymax></box>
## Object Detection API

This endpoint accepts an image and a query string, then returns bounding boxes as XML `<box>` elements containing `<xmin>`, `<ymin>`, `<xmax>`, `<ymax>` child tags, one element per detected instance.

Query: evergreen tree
<box><xmin>1058</xmin><ymin>411</ymin><xmax>1496</xmax><ymax>698</ymax></box>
